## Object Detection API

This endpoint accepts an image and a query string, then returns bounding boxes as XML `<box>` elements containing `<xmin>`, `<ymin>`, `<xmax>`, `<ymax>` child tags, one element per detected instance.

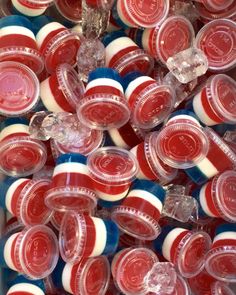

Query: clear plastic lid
<box><xmin>15</xmin><ymin>225</ymin><xmax>59</xmax><ymax>279</ymax></box>
<box><xmin>211</xmin><ymin>281</ymin><xmax>235</xmax><ymax>295</ymax></box>
<box><xmin>113</xmin><ymin>49</ymin><xmax>154</xmax><ymax>77</ymax></box>
<box><xmin>200</xmin><ymin>0</ymin><xmax>234</xmax><ymax>11</ymax></box>
<box><xmin>0</xmin><ymin>47</ymin><xmax>44</xmax><ymax>75</ymax></box>
<box><xmin>113</xmin><ymin>247</ymin><xmax>158</xmax><ymax>295</ymax></box>
<box><xmin>0</xmin><ymin>61</ymin><xmax>39</xmax><ymax>116</ymax></box>
<box><xmin>87</xmin><ymin>146</ymin><xmax>139</xmax><ymax>185</ymax></box>
<box><xmin>42</xmin><ymin>30</ymin><xmax>81</xmax><ymax>74</ymax></box>
<box><xmin>175</xmin><ymin>231</ymin><xmax>212</xmax><ymax>278</ymax></box>
<box><xmin>51</xmin><ymin>129</ymin><xmax>104</xmax><ymax>157</ymax></box>
<box><xmin>45</xmin><ymin>186</ymin><xmax>97</xmax><ymax>212</ymax></box>
<box><xmin>50</xmin><ymin>210</ymin><xmax>65</xmax><ymax>231</ymax></box>
<box><xmin>211</xmin><ymin>170</ymin><xmax>236</xmax><ymax>222</ymax></box>
<box><xmin>195</xmin><ymin>19</ymin><xmax>236</xmax><ymax>72</ymax></box>
<box><xmin>157</xmin><ymin>15</ymin><xmax>195</xmax><ymax>64</ymax></box>
<box><xmin>55</xmin><ymin>0</ymin><xmax>82</xmax><ymax>22</ymax></box>
<box><xmin>207</xmin><ymin>74</ymin><xmax>236</xmax><ymax>124</ymax></box>
<box><xmin>132</xmin><ymin>83</ymin><xmax>175</xmax><ymax>130</ymax></box>
<box><xmin>145</xmin><ymin>132</ymin><xmax>178</xmax><ymax>184</ymax></box>
<box><xmin>16</xmin><ymin>178</ymin><xmax>52</xmax><ymax>226</ymax></box>
<box><xmin>111</xmin><ymin>205</ymin><xmax>161</xmax><ymax>240</ymax></box>
<box><xmin>122</xmin><ymin>0</ymin><xmax>169</xmax><ymax>28</ymax></box>
<box><xmin>0</xmin><ymin>136</ymin><xmax>47</xmax><ymax>177</ymax></box>
<box><xmin>173</xmin><ymin>274</ymin><xmax>190</xmax><ymax>295</ymax></box>
<box><xmin>205</xmin><ymin>246</ymin><xmax>236</xmax><ymax>283</ymax></box>
<box><xmin>56</xmin><ymin>63</ymin><xmax>85</xmax><ymax>110</ymax></box>
<box><xmin>156</xmin><ymin>124</ymin><xmax>209</xmax><ymax>169</ymax></box>
<box><xmin>75</xmin><ymin>256</ymin><xmax>110</xmax><ymax>295</ymax></box>
<box><xmin>77</xmin><ymin>93</ymin><xmax>130</xmax><ymax>130</ymax></box>
<box><xmin>59</xmin><ymin>211</ymin><xmax>87</xmax><ymax>263</ymax></box>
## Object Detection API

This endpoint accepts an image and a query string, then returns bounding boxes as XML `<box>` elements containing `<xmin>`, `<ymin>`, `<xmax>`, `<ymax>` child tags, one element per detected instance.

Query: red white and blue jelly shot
<box><xmin>185</xmin><ymin>127</ymin><xmax>236</xmax><ymax>185</ymax></box>
<box><xmin>112</xmin><ymin>179</ymin><xmax>165</xmax><ymax>240</ymax></box>
<box><xmin>11</xmin><ymin>0</ymin><xmax>54</xmax><ymax>17</ymax></box>
<box><xmin>87</xmin><ymin>147</ymin><xmax>138</xmax><ymax>205</ymax></box>
<box><xmin>131</xmin><ymin>132</ymin><xmax>178</xmax><ymax>184</ymax></box>
<box><xmin>195</xmin><ymin>19</ymin><xmax>236</xmax><ymax>72</ymax></box>
<box><xmin>0</xmin><ymin>118</ymin><xmax>47</xmax><ymax>177</ymax></box>
<box><xmin>59</xmin><ymin>211</ymin><xmax>119</xmax><ymax>263</ymax></box>
<box><xmin>77</xmin><ymin>68</ymin><xmax>130</xmax><ymax>130</ymax></box>
<box><xmin>0</xmin><ymin>176</ymin><xmax>52</xmax><ymax>226</ymax></box>
<box><xmin>45</xmin><ymin>153</ymin><xmax>97</xmax><ymax>212</ymax></box>
<box><xmin>112</xmin><ymin>0</ymin><xmax>169</xmax><ymax>28</ymax></box>
<box><xmin>153</xmin><ymin>226</ymin><xmax>212</xmax><ymax>278</ymax></box>
<box><xmin>106</xmin><ymin>121</ymin><xmax>144</xmax><ymax>150</ymax></box>
<box><xmin>137</xmin><ymin>15</ymin><xmax>195</xmax><ymax>63</ymax></box>
<box><xmin>111</xmin><ymin>247</ymin><xmax>159</xmax><ymax>295</ymax></box>
<box><xmin>7</xmin><ymin>282</ymin><xmax>45</xmax><ymax>295</ymax></box>
<box><xmin>123</xmin><ymin>71</ymin><xmax>175</xmax><ymax>129</ymax></box>
<box><xmin>0</xmin><ymin>61</ymin><xmax>40</xmax><ymax>116</ymax></box>
<box><xmin>192</xmin><ymin>170</ymin><xmax>236</xmax><ymax>223</ymax></box>
<box><xmin>193</xmin><ymin>74</ymin><xmax>236</xmax><ymax>126</ymax></box>
<box><xmin>0</xmin><ymin>15</ymin><xmax>44</xmax><ymax>74</ymax></box>
<box><xmin>156</xmin><ymin>110</ymin><xmax>209</xmax><ymax>169</ymax></box>
<box><xmin>51</xmin><ymin>256</ymin><xmax>110</xmax><ymax>295</ymax></box>
<box><xmin>102</xmin><ymin>31</ymin><xmax>154</xmax><ymax>77</ymax></box>
<box><xmin>40</xmin><ymin>63</ymin><xmax>85</xmax><ymax>113</ymax></box>
<box><xmin>0</xmin><ymin>225</ymin><xmax>59</xmax><ymax>279</ymax></box>
<box><xmin>205</xmin><ymin>224</ymin><xmax>236</xmax><ymax>283</ymax></box>
<box><xmin>33</xmin><ymin>16</ymin><xmax>81</xmax><ymax>73</ymax></box>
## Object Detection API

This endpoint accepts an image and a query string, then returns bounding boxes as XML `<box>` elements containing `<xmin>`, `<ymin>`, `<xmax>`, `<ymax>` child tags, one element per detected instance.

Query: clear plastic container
<box><xmin>40</xmin><ymin>63</ymin><xmax>85</xmax><ymax>113</ymax></box>
<box><xmin>59</xmin><ymin>211</ymin><xmax>119</xmax><ymax>263</ymax></box>
<box><xmin>117</xmin><ymin>0</ymin><xmax>170</xmax><ymax>28</ymax></box>
<box><xmin>0</xmin><ymin>61</ymin><xmax>39</xmax><ymax>116</ymax></box>
<box><xmin>62</xmin><ymin>256</ymin><xmax>110</xmax><ymax>295</ymax></box>
<box><xmin>156</xmin><ymin>122</ymin><xmax>209</xmax><ymax>169</ymax></box>
<box><xmin>45</xmin><ymin>153</ymin><xmax>97</xmax><ymax>212</ymax></box>
<box><xmin>211</xmin><ymin>281</ymin><xmax>235</xmax><ymax>295</ymax></box>
<box><xmin>0</xmin><ymin>225</ymin><xmax>59</xmax><ymax>279</ymax></box>
<box><xmin>194</xmin><ymin>0</ymin><xmax>234</xmax><ymax>11</ymax></box>
<box><xmin>111</xmin><ymin>247</ymin><xmax>159</xmax><ymax>295</ymax></box>
<box><xmin>54</xmin><ymin>0</ymin><xmax>82</xmax><ymax>23</ymax></box>
<box><xmin>156</xmin><ymin>15</ymin><xmax>195</xmax><ymax>64</ymax></box>
<box><xmin>111</xmin><ymin>179</ymin><xmax>165</xmax><ymax>240</ymax></box>
<box><xmin>87</xmin><ymin>146</ymin><xmax>138</xmax><ymax>202</ymax></box>
<box><xmin>205</xmin><ymin>224</ymin><xmax>236</xmax><ymax>283</ymax></box>
<box><xmin>195</xmin><ymin>19</ymin><xmax>236</xmax><ymax>72</ymax></box>
<box><xmin>193</xmin><ymin>74</ymin><xmax>236</xmax><ymax>126</ymax></box>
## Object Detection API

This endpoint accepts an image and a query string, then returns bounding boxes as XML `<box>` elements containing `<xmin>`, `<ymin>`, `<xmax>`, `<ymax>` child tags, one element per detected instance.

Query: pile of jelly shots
<box><xmin>0</xmin><ymin>0</ymin><xmax>236</xmax><ymax>294</ymax></box>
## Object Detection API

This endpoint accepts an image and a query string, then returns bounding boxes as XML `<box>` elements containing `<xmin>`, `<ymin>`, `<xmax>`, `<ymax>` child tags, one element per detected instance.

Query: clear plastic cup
<box><xmin>205</xmin><ymin>224</ymin><xmax>236</xmax><ymax>283</ymax></box>
<box><xmin>195</xmin><ymin>19</ymin><xmax>236</xmax><ymax>72</ymax></box>
<box><xmin>62</xmin><ymin>256</ymin><xmax>110</xmax><ymax>295</ymax></box>
<box><xmin>156</xmin><ymin>122</ymin><xmax>209</xmax><ymax>169</ymax></box>
<box><xmin>111</xmin><ymin>247</ymin><xmax>159</xmax><ymax>295</ymax></box>
<box><xmin>123</xmin><ymin>72</ymin><xmax>175</xmax><ymax>129</ymax></box>
<box><xmin>211</xmin><ymin>281</ymin><xmax>235</xmax><ymax>295</ymax></box>
<box><xmin>111</xmin><ymin>179</ymin><xmax>165</xmax><ymax>240</ymax></box>
<box><xmin>45</xmin><ymin>153</ymin><xmax>97</xmax><ymax>212</ymax></box>
<box><xmin>40</xmin><ymin>63</ymin><xmax>85</xmax><ymax>113</ymax></box>
<box><xmin>193</xmin><ymin>74</ymin><xmax>236</xmax><ymax>126</ymax></box>
<box><xmin>0</xmin><ymin>61</ymin><xmax>39</xmax><ymax>116</ymax></box>
<box><xmin>117</xmin><ymin>0</ymin><xmax>170</xmax><ymax>28</ymax></box>
<box><xmin>156</xmin><ymin>15</ymin><xmax>195</xmax><ymax>64</ymax></box>
<box><xmin>59</xmin><ymin>211</ymin><xmax>119</xmax><ymax>263</ymax></box>
<box><xmin>54</xmin><ymin>0</ymin><xmax>82</xmax><ymax>23</ymax></box>
<box><xmin>87</xmin><ymin>146</ymin><xmax>138</xmax><ymax>202</ymax></box>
